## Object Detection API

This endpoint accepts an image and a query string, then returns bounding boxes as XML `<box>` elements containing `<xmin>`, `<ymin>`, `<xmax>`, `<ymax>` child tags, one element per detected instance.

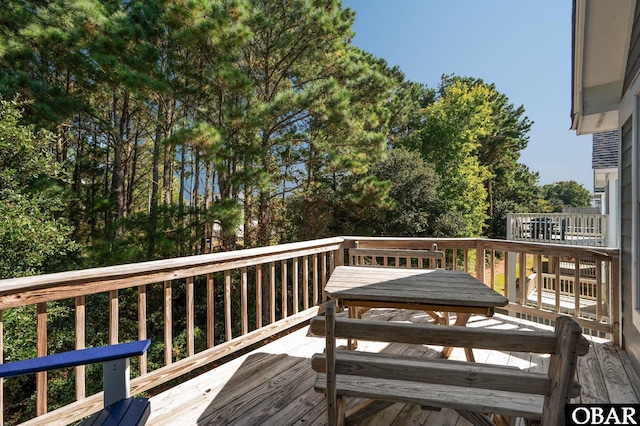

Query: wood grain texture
<box><xmin>314</xmin><ymin>373</ymin><xmax>544</xmax><ymax>420</ymax></box>
<box><xmin>325</xmin><ymin>266</ymin><xmax>508</xmax><ymax>308</ymax></box>
<box><xmin>310</xmin><ymin>316</ymin><xmax>590</xmax><ymax>355</ymax></box>
<box><xmin>312</xmin><ymin>350</ymin><xmax>580</xmax><ymax>396</ymax></box>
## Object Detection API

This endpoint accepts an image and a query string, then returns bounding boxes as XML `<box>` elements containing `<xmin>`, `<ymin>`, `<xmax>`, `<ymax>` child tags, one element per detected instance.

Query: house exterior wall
<box><xmin>619</xmin><ymin>118</ymin><xmax>640</xmax><ymax>371</ymax></box>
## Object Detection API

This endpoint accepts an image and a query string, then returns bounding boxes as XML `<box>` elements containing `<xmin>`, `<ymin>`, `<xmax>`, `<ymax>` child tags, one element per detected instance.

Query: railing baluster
<box><xmin>554</xmin><ymin>258</ymin><xmax>561</xmax><ymax>313</ymax></box>
<box><xmin>574</xmin><ymin>258</ymin><xmax>581</xmax><ymax>317</ymax></box>
<box><xmin>241</xmin><ymin>267</ymin><xmax>248</xmax><ymax>334</ymax></box>
<box><xmin>270</xmin><ymin>262</ymin><xmax>276</xmax><ymax>324</ymax></box>
<box><xmin>536</xmin><ymin>255</ymin><xmax>542</xmax><ymax>310</ymax></box>
<box><xmin>303</xmin><ymin>256</ymin><xmax>309</xmax><ymax>310</ymax></box>
<box><xmin>281</xmin><ymin>261</ymin><xmax>288</xmax><ymax>319</ymax></box>
<box><xmin>596</xmin><ymin>260</ymin><xmax>603</xmax><ymax>322</ymax></box>
<box><xmin>36</xmin><ymin>302</ymin><xmax>47</xmax><ymax>415</ymax></box>
<box><xmin>293</xmin><ymin>258</ymin><xmax>299</xmax><ymax>314</ymax></box>
<box><xmin>186</xmin><ymin>276</ymin><xmax>195</xmax><ymax>356</ymax></box>
<box><xmin>504</xmin><ymin>251</ymin><xmax>510</xmax><ymax>300</ymax></box>
<box><xmin>256</xmin><ymin>266</ymin><xmax>263</xmax><ymax>329</ymax></box>
<box><xmin>164</xmin><ymin>281</ymin><xmax>172</xmax><ymax>365</ymax></box>
<box><xmin>313</xmin><ymin>254</ymin><xmax>319</xmax><ymax>305</ymax></box>
<box><xmin>224</xmin><ymin>270</ymin><xmax>232</xmax><ymax>341</ymax></box>
<box><xmin>519</xmin><ymin>253</ymin><xmax>526</xmax><ymax>306</ymax></box>
<box><xmin>322</xmin><ymin>252</ymin><xmax>328</xmax><ymax>300</ymax></box>
<box><xmin>75</xmin><ymin>295</ymin><xmax>86</xmax><ymax>398</ymax></box>
<box><xmin>109</xmin><ymin>290</ymin><xmax>118</xmax><ymax>345</ymax></box>
<box><xmin>489</xmin><ymin>250</ymin><xmax>495</xmax><ymax>290</ymax></box>
<box><xmin>137</xmin><ymin>285</ymin><xmax>147</xmax><ymax>375</ymax></box>
<box><xmin>207</xmin><ymin>273</ymin><xmax>215</xmax><ymax>348</ymax></box>
<box><xmin>453</xmin><ymin>249</ymin><xmax>458</xmax><ymax>271</ymax></box>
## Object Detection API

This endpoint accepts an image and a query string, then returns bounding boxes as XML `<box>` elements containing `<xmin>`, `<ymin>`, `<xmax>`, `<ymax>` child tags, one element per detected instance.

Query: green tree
<box><xmin>541</xmin><ymin>180</ymin><xmax>592</xmax><ymax>212</ymax></box>
<box><xmin>438</xmin><ymin>76</ymin><xmax>533</xmax><ymax>237</ymax></box>
<box><xmin>365</xmin><ymin>148</ymin><xmax>460</xmax><ymax>237</ymax></box>
<box><xmin>0</xmin><ymin>99</ymin><xmax>80</xmax><ymax>421</ymax></box>
<box><xmin>401</xmin><ymin>79</ymin><xmax>493</xmax><ymax>236</ymax></box>
<box><xmin>0</xmin><ymin>98</ymin><xmax>77</xmax><ymax>278</ymax></box>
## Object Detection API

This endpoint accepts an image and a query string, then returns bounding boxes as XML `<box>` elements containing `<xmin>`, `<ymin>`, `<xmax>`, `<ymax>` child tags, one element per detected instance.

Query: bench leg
<box><xmin>347</xmin><ymin>306</ymin><xmax>361</xmax><ymax>350</ymax></box>
<box><xmin>442</xmin><ymin>313</ymin><xmax>475</xmax><ymax>361</ymax></box>
<box><xmin>103</xmin><ymin>358</ymin><xmax>130</xmax><ymax>408</ymax></box>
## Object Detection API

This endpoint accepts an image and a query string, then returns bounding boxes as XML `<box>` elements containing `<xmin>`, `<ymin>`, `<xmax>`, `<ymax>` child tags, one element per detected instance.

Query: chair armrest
<box><xmin>0</xmin><ymin>340</ymin><xmax>151</xmax><ymax>379</ymax></box>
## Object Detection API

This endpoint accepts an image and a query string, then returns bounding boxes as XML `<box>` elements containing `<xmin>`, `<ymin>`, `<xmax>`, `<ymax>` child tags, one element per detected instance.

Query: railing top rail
<box><xmin>0</xmin><ymin>237</ymin><xmax>344</xmax><ymax>308</ymax></box>
<box><xmin>342</xmin><ymin>236</ymin><xmax>619</xmax><ymax>261</ymax></box>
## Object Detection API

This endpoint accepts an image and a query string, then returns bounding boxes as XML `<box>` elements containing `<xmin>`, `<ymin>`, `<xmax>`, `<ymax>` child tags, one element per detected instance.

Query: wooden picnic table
<box><xmin>324</xmin><ymin>266</ymin><xmax>509</xmax><ymax>360</ymax></box>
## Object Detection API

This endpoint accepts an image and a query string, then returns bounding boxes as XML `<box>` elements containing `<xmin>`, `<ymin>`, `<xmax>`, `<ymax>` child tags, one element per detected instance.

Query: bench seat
<box><xmin>314</xmin><ymin>373</ymin><xmax>544</xmax><ymax>420</ymax></box>
<box><xmin>80</xmin><ymin>397</ymin><xmax>150</xmax><ymax>426</ymax></box>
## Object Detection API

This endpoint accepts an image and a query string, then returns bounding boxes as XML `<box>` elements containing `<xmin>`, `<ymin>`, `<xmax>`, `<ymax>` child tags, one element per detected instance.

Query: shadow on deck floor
<box><xmin>147</xmin><ymin>309</ymin><xmax>640</xmax><ymax>425</ymax></box>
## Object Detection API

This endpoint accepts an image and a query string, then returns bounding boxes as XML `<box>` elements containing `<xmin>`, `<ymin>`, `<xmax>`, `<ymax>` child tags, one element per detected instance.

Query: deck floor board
<box><xmin>147</xmin><ymin>309</ymin><xmax>640</xmax><ymax>426</ymax></box>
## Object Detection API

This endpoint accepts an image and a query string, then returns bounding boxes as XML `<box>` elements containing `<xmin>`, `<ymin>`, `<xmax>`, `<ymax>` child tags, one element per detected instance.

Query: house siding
<box><xmin>620</xmin><ymin>118</ymin><xmax>640</xmax><ymax>370</ymax></box>
<box><xmin>593</xmin><ymin>131</ymin><xmax>619</xmax><ymax>169</ymax></box>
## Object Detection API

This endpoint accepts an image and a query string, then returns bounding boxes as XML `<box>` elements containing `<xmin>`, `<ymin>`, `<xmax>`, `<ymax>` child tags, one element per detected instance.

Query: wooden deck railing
<box><xmin>0</xmin><ymin>238</ymin><xmax>343</xmax><ymax>426</ymax></box>
<box><xmin>342</xmin><ymin>237</ymin><xmax>619</xmax><ymax>341</ymax></box>
<box><xmin>0</xmin><ymin>236</ymin><xmax>620</xmax><ymax>425</ymax></box>
<box><xmin>507</xmin><ymin>213</ymin><xmax>608</xmax><ymax>246</ymax></box>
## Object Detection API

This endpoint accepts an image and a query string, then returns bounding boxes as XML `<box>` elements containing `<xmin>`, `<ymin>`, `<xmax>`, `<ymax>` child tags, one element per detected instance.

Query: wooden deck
<box><xmin>147</xmin><ymin>309</ymin><xmax>640</xmax><ymax>425</ymax></box>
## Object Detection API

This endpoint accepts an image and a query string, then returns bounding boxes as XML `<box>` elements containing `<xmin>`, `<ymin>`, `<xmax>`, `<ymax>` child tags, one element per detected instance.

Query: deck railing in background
<box><xmin>0</xmin><ymin>236</ymin><xmax>620</xmax><ymax>425</ymax></box>
<box><xmin>507</xmin><ymin>213</ymin><xmax>608</xmax><ymax>246</ymax></box>
<box><xmin>342</xmin><ymin>237</ymin><xmax>619</xmax><ymax>341</ymax></box>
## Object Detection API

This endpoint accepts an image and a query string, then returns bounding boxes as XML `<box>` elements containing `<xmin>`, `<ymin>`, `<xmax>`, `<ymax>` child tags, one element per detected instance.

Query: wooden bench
<box><xmin>0</xmin><ymin>340</ymin><xmax>151</xmax><ymax>425</ymax></box>
<box><xmin>310</xmin><ymin>301</ymin><xmax>589</xmax><ymax>426</ymax></box>
<box><xmin>349</xmin><ymin>243</ymin><xmax>445</xmax><ymax>269</ymax></box>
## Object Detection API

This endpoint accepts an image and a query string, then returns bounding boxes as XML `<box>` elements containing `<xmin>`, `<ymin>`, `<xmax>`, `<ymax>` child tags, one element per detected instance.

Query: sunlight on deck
<box><xmin>146</xmin><ymin>308</ymin><xmax>634</xmax><ymax>426</ymax></box>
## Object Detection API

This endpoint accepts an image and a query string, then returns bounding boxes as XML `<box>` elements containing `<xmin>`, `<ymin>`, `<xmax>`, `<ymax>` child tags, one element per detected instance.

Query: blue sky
<box><xmin>342</xmin><ymin>0</ymin><xmax>593</xmax><ymax>189</ymax></box>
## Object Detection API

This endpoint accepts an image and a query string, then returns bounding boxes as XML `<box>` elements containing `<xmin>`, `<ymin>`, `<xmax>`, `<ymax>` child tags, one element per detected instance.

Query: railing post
<box><xmin>475</xmin><ymin>240</ymin><xmax>485</xmax><ymax>282</ymax></box>
<box><xmin>506</xmin><ymin>214</ymin><xmax>513</xmax><ymax>241</ymax></box>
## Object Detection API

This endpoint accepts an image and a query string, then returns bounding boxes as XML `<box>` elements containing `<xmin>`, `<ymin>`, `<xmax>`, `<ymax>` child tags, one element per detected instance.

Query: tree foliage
<box><xmin>399</xmin><ymin>75</ymin><xmax>536</xmax><ymax>237</ymax></box>
<box><xmin>0</xmin><ymin>98</ymin><xmax>77</xmax><ymax>278</ymax></box>
<box><xmin>541</xmin><ymin>181</ymin><xmax>592</xmax><ymax>212</ymax></box>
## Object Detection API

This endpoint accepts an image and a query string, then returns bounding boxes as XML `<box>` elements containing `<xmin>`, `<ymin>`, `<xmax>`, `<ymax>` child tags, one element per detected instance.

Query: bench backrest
<box><xmin>310</xmin><ymin>301</ymin><xmax>589</xmax><ymax>425</ymax></box>
<box><xmin>349</xmin><ymin>242</ymin><xmax>444</xmax><ymax>268</ymax></box>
